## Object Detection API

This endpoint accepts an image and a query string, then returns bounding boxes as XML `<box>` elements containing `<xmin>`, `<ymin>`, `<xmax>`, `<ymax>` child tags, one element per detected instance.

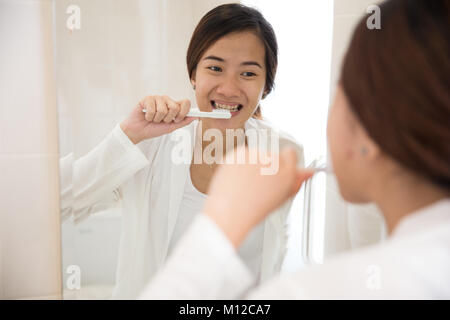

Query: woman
<box><xmin>140</xmin><ymin>0</ymin><xmax>450</xmax><ymax>299</ymax></box>
<box><xmin>63</xmin><ymin>4</ymin><xmax>303</xmax><ymax>298</ymax></box>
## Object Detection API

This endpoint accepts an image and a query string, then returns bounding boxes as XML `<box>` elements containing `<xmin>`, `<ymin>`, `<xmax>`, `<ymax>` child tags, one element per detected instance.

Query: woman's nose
<box><xmin>215</xmin><ymin>76</ymin><xmax>241</xmax><ymax>97</ymax></box>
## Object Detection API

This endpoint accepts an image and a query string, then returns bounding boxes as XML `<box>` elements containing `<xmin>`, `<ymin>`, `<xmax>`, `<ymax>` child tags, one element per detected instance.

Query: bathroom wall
<box><xmin>324</xmin><ymin>0</ymin><xmax>386</xmax><ymax>258</ymax></box>
<box><xmin>0</xmin><ymin>0</ymin><xmax>62</xmax><ymax>299</ymax></box>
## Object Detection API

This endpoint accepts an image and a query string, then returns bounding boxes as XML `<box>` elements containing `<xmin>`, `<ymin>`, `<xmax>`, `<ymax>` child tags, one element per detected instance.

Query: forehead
<box><xmin>201</xmin><ymin>31</ymin><xmax>266</xmax><ymax>66</ymax></box>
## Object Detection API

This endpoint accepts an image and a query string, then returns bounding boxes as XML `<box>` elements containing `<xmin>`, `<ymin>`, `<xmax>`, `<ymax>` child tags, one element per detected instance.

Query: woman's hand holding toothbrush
<box><xmin>120</xmin><ymin>95</ymin><xmax>196</xmax><ymax>144</ymax></box>
<box><xmin>203</xmin><ymin>146</ymin><xmax>315</xmax><ymax>248</ymax></box>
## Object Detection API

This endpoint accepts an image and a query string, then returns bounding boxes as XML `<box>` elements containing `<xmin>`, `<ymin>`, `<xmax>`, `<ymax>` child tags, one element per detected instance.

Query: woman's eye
<box><xmin>242</xmin><ymin>72</ymin><xmax>256</xmax><ymax>77</ymax></box>
<box><xmin>208</xmin><ymin>66</ymin><xmax>222</xmax><ymax>72</ymax></box>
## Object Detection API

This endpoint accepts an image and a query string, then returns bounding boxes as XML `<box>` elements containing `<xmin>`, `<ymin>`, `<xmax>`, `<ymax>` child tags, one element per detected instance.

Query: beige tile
<box><xmin>0</xmin><ymin>154</ymin><xmax>62</xmax><ymax>299</ymax></box>
<box><xmin>0</xmin><ymin>0</ymin><xmax>58</xmax><ymax>155</ymax></box>
<box><xmin>0</xmin><ymin>100</ymin><xmax>59</xmax><ymax>155</ymax></box>
<box><xmin>334</xmin><ymin>0</ymin><xmax>384</xmax><ymax>16</ymax></box>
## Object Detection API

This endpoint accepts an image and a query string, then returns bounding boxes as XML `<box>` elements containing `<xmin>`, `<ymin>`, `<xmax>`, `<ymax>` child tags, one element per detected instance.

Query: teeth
<box><xmin>214</xmin><ymin>102</ymin><xmax>240</xmax><ymax>112</ymax></box>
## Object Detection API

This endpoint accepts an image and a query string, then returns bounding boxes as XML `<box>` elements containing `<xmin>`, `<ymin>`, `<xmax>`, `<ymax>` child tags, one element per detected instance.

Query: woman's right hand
<box><xmin>120</xmin><ymin>95</ymin><xmax>197</xmax><ymax>144</ymax></box>
<box><xmin>203</xmin><ymin>147</ymin><xmax>315</xmax><ymax>248</ymax></box>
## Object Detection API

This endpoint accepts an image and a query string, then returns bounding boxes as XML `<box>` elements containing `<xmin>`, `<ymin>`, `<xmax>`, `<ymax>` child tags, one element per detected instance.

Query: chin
<box><xmin>204</xmin><ymin>118</ymin><xmax>241</xmax><ymax>130</ymax></box>
<box><xmin>339</xmin><ymin>186</ymin><xmax>370</xmax><ymax>204</ymax></box>
<box><xmin>205</xmin><ymin>111</ymin><xmax>248</xmax><ymax>128</ymax></box>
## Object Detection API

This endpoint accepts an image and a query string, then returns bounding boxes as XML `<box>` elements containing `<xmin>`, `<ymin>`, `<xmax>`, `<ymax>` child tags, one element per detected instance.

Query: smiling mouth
<box><xmin>211</xmin><ymin>100</ymin><xmax>243</xmax><ymax>112</ymax></box>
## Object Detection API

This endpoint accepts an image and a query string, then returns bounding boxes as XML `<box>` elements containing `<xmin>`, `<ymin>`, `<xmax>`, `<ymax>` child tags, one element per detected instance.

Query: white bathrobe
<box><xmin>60</xmin><ymin>117</ymin><xmax>304</xmax><ymax>299</ymax></box>
<box><xmin>139</xmin><ymin>198</ymin><xmax>450</xmax><ymax>299</ymax></box>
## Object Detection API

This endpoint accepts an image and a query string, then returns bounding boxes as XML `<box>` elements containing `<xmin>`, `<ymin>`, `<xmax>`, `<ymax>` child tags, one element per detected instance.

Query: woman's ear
<box><xmin>358</xmin><ymin>125</ymin><xmax>380</xmax><ymax>160</ymax></box>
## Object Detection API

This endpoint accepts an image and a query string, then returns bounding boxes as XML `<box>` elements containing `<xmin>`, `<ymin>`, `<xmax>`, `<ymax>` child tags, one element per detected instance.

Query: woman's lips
<box><xmin>229</xmin><ymin>110</ymin><xmax>241</xmax><ymax>117</ymax></box>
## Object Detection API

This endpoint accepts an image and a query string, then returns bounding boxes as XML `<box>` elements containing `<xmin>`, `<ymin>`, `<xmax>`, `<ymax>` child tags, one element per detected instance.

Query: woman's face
<box><xmin>192</xmin><ymin>31</ymin><xmax>267</xmax><ymax>131</ymax></box>
<box><xmin>327</xmin><ymin>85</ymin><xmax>371</xmax><ymax>203</ymax></box>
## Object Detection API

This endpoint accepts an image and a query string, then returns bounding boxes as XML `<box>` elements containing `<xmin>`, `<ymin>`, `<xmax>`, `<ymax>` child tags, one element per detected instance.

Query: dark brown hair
<box><xmin>342</xmin><ymin>0</ymin><xmax>450</xmax><ymax>189</ymax></box>
<box><xmin>186</xmin><ymin>3</ymin><xmax>278</xmax><ymax>119</ymax></box>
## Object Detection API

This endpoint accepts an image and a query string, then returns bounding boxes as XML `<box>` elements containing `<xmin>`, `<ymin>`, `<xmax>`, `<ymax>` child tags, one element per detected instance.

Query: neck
<box><xmin>370</xmin><ymin>172</ymin><xmax>449</xmax><ymax>235</ymax></box>
<box><xmin>198</xmin><ymin>120</ymin><xmax>247</xmax><ymax>160</ymax></box>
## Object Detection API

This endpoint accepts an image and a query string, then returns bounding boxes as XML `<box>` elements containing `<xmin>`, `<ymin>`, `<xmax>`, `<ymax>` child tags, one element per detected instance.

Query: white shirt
<box><xmin>167</xmin><ymin>168</ymin><xmax>207</xmax><ymax>256</ymax></box>
<box><xmin>140</xmin><ymin>198</ymin><xmax>450</xmax><ymax>299</ymax></box>
<box><xmin>60</xmin><ymin>117</ymin><xmax>304</xmax><ymax>299</ymax></box>
<box><xmin>168</xmin><ymin>168</ymin><xmax>265</xmax><ymax>281</ymax></box>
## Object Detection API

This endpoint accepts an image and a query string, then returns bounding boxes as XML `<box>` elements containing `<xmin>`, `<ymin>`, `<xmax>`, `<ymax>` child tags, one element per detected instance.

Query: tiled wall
<box><xmin>0</xmin><ymin>0</ymin><xmax>62</xmax><ymax>299</ymax></box>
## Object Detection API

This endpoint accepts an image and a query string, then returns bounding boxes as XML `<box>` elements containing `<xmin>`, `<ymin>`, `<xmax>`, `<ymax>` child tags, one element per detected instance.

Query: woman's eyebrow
<box><xmin>241</xmin><ymin>61</ymin><xmax>262</xmax><ymax>69</ymax></box>
<box><xmin>203</xmin><ymin>55</ymin><xmax>224</xmax><ymax>62</ymax></box>
<box><xmin>203</xmin><ymin>55</ymin><xmax>262</xmax><ymax>69</ymax></box>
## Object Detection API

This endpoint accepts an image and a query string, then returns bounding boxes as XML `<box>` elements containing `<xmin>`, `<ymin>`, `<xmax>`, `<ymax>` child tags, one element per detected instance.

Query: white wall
<box><xmin>0</xmin><ymin>0</ymin><xmax>62</xmax><ymax>299</ymax></box>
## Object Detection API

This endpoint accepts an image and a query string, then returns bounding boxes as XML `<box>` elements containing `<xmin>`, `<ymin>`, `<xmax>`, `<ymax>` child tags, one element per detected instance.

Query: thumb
<box><xmin>290</xmin><ymin>169</ymin><xmax>315</xmax><ymax>196</ymax></box>
<box><xmin>298</xmin><ymin>169</ymin><xmax>315</xmax><ymax>181</ymax></box>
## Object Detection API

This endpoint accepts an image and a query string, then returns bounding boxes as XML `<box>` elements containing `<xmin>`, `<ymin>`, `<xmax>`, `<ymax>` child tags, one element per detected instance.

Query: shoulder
<box><xmin>248</xmin><ymin>239</ymin><xmax>419</xmax><ymax>299</ymax></box>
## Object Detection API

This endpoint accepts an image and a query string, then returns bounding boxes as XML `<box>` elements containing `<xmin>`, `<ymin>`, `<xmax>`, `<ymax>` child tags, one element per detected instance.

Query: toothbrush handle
<box><xmin>141</xmin><ymin>108</ymin><xmax>231</xmax><ymax>119</ymax></box>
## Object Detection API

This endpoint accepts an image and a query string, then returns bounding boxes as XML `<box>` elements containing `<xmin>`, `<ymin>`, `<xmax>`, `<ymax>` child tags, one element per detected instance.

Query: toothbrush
<box><xmin>142</xmin><ymin>108</ymin><xmax>231</xmax><ymax>119</ymax></box>
<box><xmin>311</xmin><ymin>165</ymin><xmax>333</xmax><ymax>174</ymax></box>
<box><xmin>306</xmin><ymin>158</ymin><xmax>333</xmax><ymax>174</ymax></box>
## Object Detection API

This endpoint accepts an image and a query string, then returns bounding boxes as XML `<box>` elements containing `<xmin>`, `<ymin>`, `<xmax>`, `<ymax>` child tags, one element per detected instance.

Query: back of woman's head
<box><xmin>342</xmin><ymin>0</ymin><xmax>450</xmax><ymax>190</ymax></box>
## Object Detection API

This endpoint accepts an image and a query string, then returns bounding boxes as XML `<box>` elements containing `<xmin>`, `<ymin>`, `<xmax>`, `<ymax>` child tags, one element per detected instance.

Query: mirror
<box><xmin>55</xmin><ymin>0</ymin><xmax>217</xmax><ymax>299</ymax></box>
<box><xmin>55</xmin><ymin>0</ymin><xmax>339</xmax><ymax>299</ymax></box>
